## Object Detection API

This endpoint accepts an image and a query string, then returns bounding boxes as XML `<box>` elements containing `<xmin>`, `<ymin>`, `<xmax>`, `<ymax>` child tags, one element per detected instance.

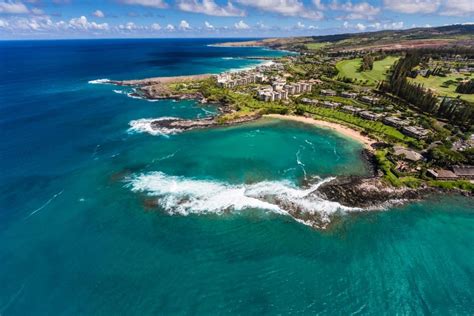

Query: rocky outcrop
<box><xmin>150</xmin><ymin>114</ymin><xmax>262</xmax><ymax>133</ymax></box>
<box><xmin>316</xmin><ymin>176</ymin><xmax>435</xmax><ymax>209</ymax></box>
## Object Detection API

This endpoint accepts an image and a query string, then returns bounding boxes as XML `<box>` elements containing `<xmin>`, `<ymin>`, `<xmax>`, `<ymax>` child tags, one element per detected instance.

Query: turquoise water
<box><xmin>1</xmin><ymin>39</ymin><xmax>473</xmax><ymax>315</ymax></box>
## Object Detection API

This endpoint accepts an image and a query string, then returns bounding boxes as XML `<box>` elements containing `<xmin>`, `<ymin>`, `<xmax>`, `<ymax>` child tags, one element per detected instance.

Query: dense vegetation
<box><xmin>456</xmin><ymin>79</ymin><xmax>474</xmax><ymax>94</ymax></box>
<box><xmin>379</xmin><ymin>53</ymin><xmax>474</xmax><ymax>128</ymax></box>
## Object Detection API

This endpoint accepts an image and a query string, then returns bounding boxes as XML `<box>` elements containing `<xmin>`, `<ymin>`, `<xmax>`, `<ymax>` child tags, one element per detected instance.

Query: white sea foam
<box><xmin>228</xmin><ymin>60</ymin><xmax>275</xmax><ymax>73</ymax></box>
<box><xmin>296</xmin><ymin>149</ymin><xmax>307</xmax><ymax>180</ymax></box>
<box><xmin>88</xmin><ymin>78</ymin><xmax>111</xmax><ymax>84</ymax></box>
<box><xmin>127</xmin><ymin>117</ymin><xmax>182</xmax><ymax>137</ymax></box>
<box><xmin>127</xmin><ymin>172</ymin><xmax>360</xmax><ymax>227</ymax></box>
<box><xmin>26</xmin><ymin>190</ymin><xmax>64</xmax><ymax>218</ymax></box>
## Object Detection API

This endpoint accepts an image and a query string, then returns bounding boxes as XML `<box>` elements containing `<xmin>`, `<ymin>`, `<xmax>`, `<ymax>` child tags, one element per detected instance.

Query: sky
<box><xmin>0</xmin><ymin>0</ymin><xmax>472</xmax><ymax>39</ymax></box>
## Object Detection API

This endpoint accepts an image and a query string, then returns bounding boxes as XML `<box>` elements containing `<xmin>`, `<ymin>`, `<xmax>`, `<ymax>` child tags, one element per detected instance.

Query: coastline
<box><xmin>264</xmin><ymin>114</ymin><xmax>376</xmax><ymax>151</ymax></box>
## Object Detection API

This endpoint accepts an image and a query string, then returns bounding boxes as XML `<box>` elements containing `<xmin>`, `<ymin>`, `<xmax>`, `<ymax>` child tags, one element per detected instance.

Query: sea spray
<box><xmin>127</xmin><ymin>172</ymin><xmax>360</xmax><ymax>227</ymax></box>
<box><xmin>88</xmin><ymin>78</ymin><xmax>112</xmax><ymax>84</ymax></box>
<box><xmin>127</xmin><ymin>117</ymin><xmax>183</xmax><ymax>136</ymax></box>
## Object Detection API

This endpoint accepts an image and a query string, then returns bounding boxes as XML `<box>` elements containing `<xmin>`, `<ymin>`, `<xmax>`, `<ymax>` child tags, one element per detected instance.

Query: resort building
<box><xmin>322</xmin><ymin>101</ymin><xmax>341</xmax><ymax>109</ymax></box>
<box><xmin>341</xmin><ymin>91</ymin><xmax>358</xmax><ymax>99</ymax></box>
<box><xmin>427</xmin><ymin>169</ymin><xmax>458</xmax><ymax>180</ymax></box>
<box><xmin>402</xmin><ymin>126</ymin><xmax>431</xmax><ymax>139</ymax></box>
<box><xmin>359</xmin><ymin>111</ymin><xmax>383</xmax><ymax>121</ymax></box>
<box><xmin>341</xmin><ymin>105</ymin><xmax>362</xmax><ymax>114</ymax></box>
<box><xmin>393</xmin><ymin>146</ymin><xmax>424</xmax><ymax>162</ymax></box>
<box><xmin>320</xmin><ymin>89</ymin><xmax>337</xmax><ymax>96</ymax></box>
<box><xmin>360</xmin><ymin>95</ymin><xmax>380</xmax><ymax>104</ymax></box>
<box><xmin>452</xmin><ymin>166</ymin><xmax>474</xmax><ymax>180</ymax></box>
<box><xmin>301</xmin><ymin>98</ymin><xmax>319</xmax><ymax>105</ymax></box>
<box><xmin>383</xmin><ymin>117</ymin><xmax>410</xmax><ymax>128</ymax></box>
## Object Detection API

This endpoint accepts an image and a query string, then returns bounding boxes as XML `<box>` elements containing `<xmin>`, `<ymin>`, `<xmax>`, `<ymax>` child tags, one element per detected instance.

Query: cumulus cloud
<box><xmin>256</xmin><ymin>21</ymin><xmax>269</xmax><ymax>29</ymax></box>
<box><xmin>118</xmin><ymin>21</ymin><xmax>138</xmax><ymax>30</ymax></box>
<box><xmin>178</xmin><ymin>19</ymin><xmax>190</xmax><ymax>30</ymax></box>
<box><xmin>151</xmin><ymin>22</ymin><xmax>161</xmax><ymax>30</ymax></box>
<box><xmin>0</xmin><ymin>18</ymin><xmax>9</xmax><ymax>28</ymax></box>
<box><xmin>296</xmin><ymin>21</ymin><xmax>305</xmax><ymax>29</ymax></box>
<box><xmin>312</xmin><ymin>0</ymin><xmax>325</xmax><ymax>10</ymax></box>
<box><xmin>441</xmin><ymin>0</ymin><xmax>474</xmax><ymax>16</ymax></box>
<box><xmin>384</xmin><ymin>0</ymin><xmax>440</xmax><ymax>14</ymax></box>
<box><xmin>92</xmin><ymin>10</ymin><xmax>105</xmax><ymax>18</ymax></box>
<box><xmin>69</xmin><ymin>16</ymin><xmax>109</xmax><ymax>30</ymax></box>
<box><xmin>234</xmin><ymin>19</ymin><xmax>249</xmax><ymax>29</ymax></box>
<box><xmin>165</xmin><ymin>23</ymin><xmax>174</xmax><ymax>30</ymax></box>
<box><xmin>344</xmin><ymin>20</ymin><xmax>405</xmax><ymax>31</ymax></box>
<box><xmin>0</xmin><ymin>1</ymin><xmax>30</xmax><ymax>14</ymax></box>
<box><xmin>330</xmin><ymin>1</ymin><xmax>380</xmax><ymax>20</ymax></box>
<box><xmin>119</xmin><ymin>0</ymin><xmax>167</xmax><ymax>9</ymax></box>
<box><xmin>177</xmin><ymin>0</ymin><xmax>245</xmax><ymax>17</ymax></box>
<box><xmin>204</xmin><ymin>21</ymin><xmax>214</xmax><ymax>29</ymax></box>
<box><xmin>355</xmin><ymin>22</ymin><xmax>366</xmax><ymax>31</ymax></box>
<box><xmin>31</xmin><ymin>7</ymin><xmax>43</xmax><ymax>15</ymax></box>
<box><xmin>235</xmin><ymin>0</ymin><xmax>323</xmax><ymax>20</ymax></box>
<box><xmin>0</xmin><ymin>15</ymin><xmax>111</xmax><ymax>33</ymax></box>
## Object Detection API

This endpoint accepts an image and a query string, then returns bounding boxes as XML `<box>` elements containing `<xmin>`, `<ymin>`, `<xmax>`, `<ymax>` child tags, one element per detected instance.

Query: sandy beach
<box><xmin>265</xmin><ymin>114</ymin><xmax>377</xmax><ymax>150</ymax></box>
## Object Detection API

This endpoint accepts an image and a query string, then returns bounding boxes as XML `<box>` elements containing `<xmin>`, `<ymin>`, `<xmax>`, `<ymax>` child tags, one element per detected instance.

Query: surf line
<box><xmin>25</xmin><ymin>190</ymin><xmax>64</xmax><ymax>219</ymax></box>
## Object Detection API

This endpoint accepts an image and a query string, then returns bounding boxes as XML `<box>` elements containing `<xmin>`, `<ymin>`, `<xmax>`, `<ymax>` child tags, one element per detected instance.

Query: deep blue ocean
<box><xmin>0</xmin><ymin>39</ymin><xmax>473</xmax><ymax>315</ymax></box>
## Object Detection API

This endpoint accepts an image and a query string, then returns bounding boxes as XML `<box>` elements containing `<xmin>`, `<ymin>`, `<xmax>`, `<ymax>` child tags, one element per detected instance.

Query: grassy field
<box><xmin>336</xmin><ymin>56</ymin><xmax>399</xmax><ymax>85</ymax></box>
<box><xmin>408</xmin><ymin>74</ymin><xmax>474</xmax><ymax>103</ymax></box>
<box><xmin>305</xmin><ymin>42</ymin><xmax>330</xmax><ymax>50</ymax></box>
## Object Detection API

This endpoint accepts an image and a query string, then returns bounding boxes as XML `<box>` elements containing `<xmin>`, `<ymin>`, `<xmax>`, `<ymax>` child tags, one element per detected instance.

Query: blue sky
<box><xmin>0</xmin><ymin>0</ymin><xmax>472</xmax><ymax>39</ymax></box>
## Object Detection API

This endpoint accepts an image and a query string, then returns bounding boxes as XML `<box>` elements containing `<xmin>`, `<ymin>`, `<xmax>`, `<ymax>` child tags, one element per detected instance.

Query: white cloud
<box><xmin>312</xmin><ymin>0</ymin><xmax>325</xmax><ymax>10</ymax></box>
<box><xmin>119</xmin><ymin>0</ymin><xmax>167</xmax><ymax>9</ymax></box>
<box><xmin>179</xmin><ymin>19</ymin><xmax>191</xmax><ymax>30</ymax></box>
<box><xmin>165</xmin><ymin>23</ymin><xmax>174</xmax><ymax>30</ymax></box>
<box><xmin>235</xmin><ymin>0</ymin><xmax>323</xmax><ymax>20</ymax></box>
<box><xmin>31</xmin><ymin>7</ymin><xmax>43</xmax><ymax>15</ymax></box>
<box><xmin>234</xmin><ymin>19</ymin><xmax>249</xmax><ymax>29</ymax></box>
<box><xmin>296</xmin><ymin>21</ymin><xmax>305</xmax><ymax>29</ymax></box>
<box><xmin>177</xmin><ymin>0</ymin><xmax>245</xmax><ymax>17</ymax></box>
<box><xmin>355</xmin><ymin>22</ymin><xmax>366</xmax><ymax>31</ymax></box>
<box><xmin>151</xmin><ymin>22</ymin><xmax>161</xmax><ymax>30</ymax></box>
<box><xmin>0</xmin><ymin>18</ymin><xmax>10</xmax><ymax>28</ymax></box>
<box><xmin>384</xmin><ymin>0</ymin><xmax>440</xmax><ymax>14</ymax></box>
<box><xmin>441</xmin><ymin>0</ymin><xmax>474</xmax><ymax>16</ymax></box>
<box><xmin>331</xmin><ymin>1</ymin><xmax>380</xmax><ymax>20</ymax></box>
<box><xmin>0</xmin><ymin>15</ymin><xmax>112</xmax><ymax>33</ymax></box>
<box><xmin>256</xmin><ymin>21</ymin><xmax>269</xmax><ymax>29</ymax></box>
<box><xmin>0</xmin><ymin>1</ymin><xmax>30</xmax><ymax>14</ymax></box>
<box><xmin>308</xmin><ymin>24</ymin><xmax>318</xmax><ymax>29</ymax></box>
<box><xmin>345</xmin><ymin>20</ymin><xmax>405</xmax><ymax>31</ymax></box>
<box><xmin>118</xmin><ymin>22</ymin><xmax>138</xmax><ymax>30</ymax></box>
<box><xmin>69</xmin><ymin>16</ymin><xmax>109</xmax><ymax>30</ymax></box>
<box><xmin>93</xmin><ymin>10</ymin><xmax>105</xmax><ymax>18</ymax></box>
<box><xmin>204</xmin><ymin>21</ymin><xmax>214</xmax><ymax>29</ymax></box>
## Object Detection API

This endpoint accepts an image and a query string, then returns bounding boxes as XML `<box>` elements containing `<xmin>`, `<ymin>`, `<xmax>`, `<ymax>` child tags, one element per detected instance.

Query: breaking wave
<box><xmin>127</xmin><ymin>172</ymin><xmax>361</xmax><ymax>227</ymax></box>
<box><xmin>127</xmin><ymin>117</ymin><xmax>183</xmax><ymax>137</ymax></box>
<box><xmin>88</xmin><ymin>78</ymin><xmax>111</xmax><ymax>84</ymax></box>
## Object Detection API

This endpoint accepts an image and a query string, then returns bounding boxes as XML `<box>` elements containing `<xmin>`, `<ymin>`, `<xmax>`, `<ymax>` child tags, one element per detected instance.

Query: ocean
<box><xmin>0</xmin><ymin>39</ymin><xmax>473</xmax><ymax>315</ymax></box>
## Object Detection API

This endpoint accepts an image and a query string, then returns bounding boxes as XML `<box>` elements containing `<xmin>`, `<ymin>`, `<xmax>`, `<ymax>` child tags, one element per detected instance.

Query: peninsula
<box><xmin>116</xmin><ymin>24</ymin><xmax>474</xmax><ymax>209</ymax></box>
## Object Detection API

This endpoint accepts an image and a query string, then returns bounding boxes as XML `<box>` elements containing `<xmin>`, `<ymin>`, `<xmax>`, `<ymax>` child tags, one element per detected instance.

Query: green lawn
<box><xmin>305</xmin><ymin>42</ymin><xmax>330</xmax><ymax>50</ymax></box>
<box><xmin>336</xmin><ymin>56</ymin><xmax>399</xmax><ymax>86</ymax></box>
<box><xmin>408</xmin><ymin>73</ymin><xmax>474</xmax><ymax>103</ymax></box>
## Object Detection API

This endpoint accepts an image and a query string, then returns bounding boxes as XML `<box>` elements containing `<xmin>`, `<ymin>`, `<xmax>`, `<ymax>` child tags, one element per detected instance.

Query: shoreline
<box><xmin>264</xmin><ymin>114</ymin><xmax>376</xmax><ymax>151</ymax></box>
